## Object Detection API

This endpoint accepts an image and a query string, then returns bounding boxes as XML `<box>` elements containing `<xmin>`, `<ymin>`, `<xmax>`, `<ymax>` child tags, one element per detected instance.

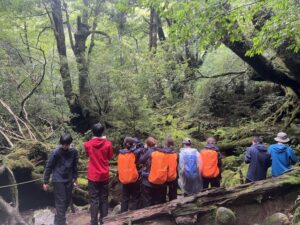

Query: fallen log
<box><xmin>104</xmin><ymin>167</ymin><xmax>300</xmax><ymax>225</ymax></box>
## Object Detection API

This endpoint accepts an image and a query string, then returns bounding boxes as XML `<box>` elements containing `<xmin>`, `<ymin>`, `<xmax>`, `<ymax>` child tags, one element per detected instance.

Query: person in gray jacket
<box><xmin>43</xmin><ymin>133</ymin><xmax>78</xmax><ymax>225</ymax></box>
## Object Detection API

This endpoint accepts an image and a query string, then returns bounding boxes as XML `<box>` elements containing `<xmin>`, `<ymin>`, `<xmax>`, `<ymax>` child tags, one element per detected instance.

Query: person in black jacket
<box><xmin>43</xmin><ymin>133</ymin><xmax>78</xmax><ymax>225</ymax></box>
<box><xmin>244</xmin><ymin>136</ymin><xmax>271</xmax><ymax>183</ymax></box>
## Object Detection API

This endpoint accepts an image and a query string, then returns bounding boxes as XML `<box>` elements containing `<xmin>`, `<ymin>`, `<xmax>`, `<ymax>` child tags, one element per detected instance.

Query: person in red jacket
<box><xmin>84</xmin><ymin>123</ymin><xmax>113</xmax><ymax>225</ymax></box>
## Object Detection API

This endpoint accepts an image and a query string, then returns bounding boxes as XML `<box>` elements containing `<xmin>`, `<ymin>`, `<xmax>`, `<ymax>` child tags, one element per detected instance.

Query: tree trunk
<box><xmin>104</xmin><ymin>168</ymin><xmax>300</xmax><ymax>225</ymax></box>
<box><xmin>149</xmin><ymin>8</ymin><xmax>158</xmax><ymax>50</ymax></box>
<box><xmin>223</xmin><ymin>34</ymin><xmax>300</xmax><ymax>98</ymax></box>
<box><xmin>50</xmin><ymin>0</ymin><xmax>97</xmax><ymax>133</ymax></box>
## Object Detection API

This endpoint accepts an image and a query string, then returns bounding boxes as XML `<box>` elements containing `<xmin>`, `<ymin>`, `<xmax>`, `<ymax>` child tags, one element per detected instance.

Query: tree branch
<box><xmin>182</xmin><ymin>70</ymin><xmax>247</xmax><ymax>83</ymax></box>
<box><xmin>62</xmin><ymin>0</ymin><xmax>75</xmax><ymax>51</ymax></box>
<box><xmin>89</xmin><ymin>30</ymin><xmax>111</xmax><ymax>44</ymax></box>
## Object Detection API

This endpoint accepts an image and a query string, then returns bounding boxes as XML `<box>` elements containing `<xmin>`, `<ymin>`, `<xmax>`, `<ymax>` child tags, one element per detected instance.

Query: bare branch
<box><xmin>182</xmin><ymin>69</ymin><xmax>248</xmax><ymax>83</ymax></box>
<box><xmin>0</xmin><ymin>130</ymin><xmax>14</xmax><ymax>148</ymax></box>
<box><xmin>89</xmin><ymin>30</ymin><xmax>111</xmax><ymax>44</ymax></box>
<box><xmin>36</xmin><ymin>26</ymin><xmax>52</xmax><ymax>47</ymax></box>
<box><xmin>20</xmin><ymin>48</ymin><xmax>47</xmax><ymax>119</ymax></box>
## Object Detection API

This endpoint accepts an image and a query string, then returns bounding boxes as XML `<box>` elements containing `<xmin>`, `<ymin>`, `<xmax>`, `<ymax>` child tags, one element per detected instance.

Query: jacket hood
<box><xmin>253</xmin><ymin>144</ymin><xmax>267</xmax><ymax>152</ymax></box>
<box><xmin>155</xmin><ymin>146</ymin><xmax>174</xmax><ymax>153</ymax></box>
<box><xmin>272</xmin><ymin>144</ymin><xmax>288</xmax><ymax>153</ymax></box>
<box><xmin>119</xmin><ymin>146</ymin><xmax>135</xmax><ymax>154</ymax></box>
<box><xmin>203</xmin><ymin>144</ymin><xmax>219</xmax><ymax>151</ymax></box>
<box><xmin>88</xmin><ymin>137</ymin><xmax>107</xmax><ymax>148</ymax></box>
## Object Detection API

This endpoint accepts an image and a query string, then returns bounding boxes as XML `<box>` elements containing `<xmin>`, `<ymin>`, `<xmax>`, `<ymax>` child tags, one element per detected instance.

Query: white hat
<box><xmin>274</xmin><ymin>132</ymin><xmax>290</xmax><ymax>143</ymax></box>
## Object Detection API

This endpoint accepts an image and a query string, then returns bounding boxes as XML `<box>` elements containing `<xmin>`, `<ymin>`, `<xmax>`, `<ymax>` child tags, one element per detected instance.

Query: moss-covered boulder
<box><xmin>262</xmin><ymin>213</ymin><xmax>289</xmax><ymax>225</ymax></box>
<box><xmin>215</xmin><ymin>207</ymin><xmax>236</xmax><ymax>225</ymax></box>
<box><xmin>5</xmin><ymin>148</ymin><xmax>34</xmax><ymax>174</ymax></box>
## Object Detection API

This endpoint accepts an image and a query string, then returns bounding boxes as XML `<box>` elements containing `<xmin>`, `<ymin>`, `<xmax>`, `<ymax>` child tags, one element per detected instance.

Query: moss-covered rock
<box><xmin>215</xmin><ymin>207</ymin><xmax>236</xmax><ymax>225</ymax></box>
<box><xmin>262</xmin><ymin>213</ymin><xmax>289</xmax><ymax>225</ymax></box>
<box><xmin>5</xmin><ymin>149</ymin><xmax>34</xmax><ymax>172</ymax></box>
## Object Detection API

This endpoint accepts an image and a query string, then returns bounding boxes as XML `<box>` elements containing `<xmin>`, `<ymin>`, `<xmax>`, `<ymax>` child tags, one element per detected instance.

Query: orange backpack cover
<box><xmin>117</xmin><ymin>152</ymin><xmax>138</xmax><ymax>184</ymax></box>
<box><xmin>167</xmin><ymin>153</ymin><xmax>178</xmax><ymax>182</ymax></box>
<box><xmin>200</xmin><ymin>149</ymin><xmax>220</xmax><ymax>178</ymax></box>
<box><xmin>148</xmin><ymin>150</ymin><xmax>178</xmax><ymax>184</ymax></box>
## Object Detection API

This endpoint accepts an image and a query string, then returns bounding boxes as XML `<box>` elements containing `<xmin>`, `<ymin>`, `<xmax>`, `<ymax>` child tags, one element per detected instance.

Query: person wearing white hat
<box><xmin>178</xmin><ymin>138</ymin><xmax>203</xmax><ymax>196</ymax></box>
<box><xmin>268</xmin><ymin>132</ymin><xmax>298</xmax><ymax>177</ymax></box>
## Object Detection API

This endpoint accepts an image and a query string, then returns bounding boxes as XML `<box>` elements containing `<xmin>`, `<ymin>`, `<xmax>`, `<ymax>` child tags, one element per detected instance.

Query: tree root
<box><xmin>264</xmin><ymin>88</ymin><xmax>300</xmax><ymax>128</ymax></box>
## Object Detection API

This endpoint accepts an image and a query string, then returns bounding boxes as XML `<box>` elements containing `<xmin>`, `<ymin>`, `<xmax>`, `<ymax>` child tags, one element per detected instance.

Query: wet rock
<box><xmin>175</xmin><ymin>215</ymin><xmax>197</xmax><ymax>225</ymax></box>
<box><xmin>262</xmin><ymin>213</ymin><xmax>289</xmax><ymax>225</ymax></box>
<box><xmin>32</xmin><ymin>208</ymin><xmax>55</xmax><ymax>225</ymax></box>
<box><xmin>215</xmin><ymin>207</ymin><xmax>236</xmax><ymax>225</ymax></box>
<box><xmin>142</xmin><ymin>218</ymin><xmax>175</xmax><ymax>225</ymax></box>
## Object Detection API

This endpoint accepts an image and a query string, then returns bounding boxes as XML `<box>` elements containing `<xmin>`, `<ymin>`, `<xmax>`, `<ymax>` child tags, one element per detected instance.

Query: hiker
<box><xmin>118</xmin><ymin>137</ymin><xmax>141</xmax><ymax>212</ymax></box>
<box><xmin>244</xmin><ymin>136</ymin><xmax>271</xmax><ymax>182</ymax></box>
<box><xmin>200</xmin><ymin>137</ymin><xmax>222</xmax><ymax>188</ymax></box>
<box><xmin>162</xmin><ymin>137</ymin><xmax>178</xmax><ymax>201</ymax></box>
<box><xmin>139</xmin><ymin>137</ymin><xmax>167</xmax><ymax>207</ymax></box>
<box><xmin>84</xmin><ymin>123</ymin><xmax>113</xmax><ymax>225</ymax></box>
<box><xmin>178</xmin><ymin>138</ymin><xmax>203</xmax><ymax>196</ymax></box>
<box><xmin>43</xmin><ymin>133</ymin><xmax>78</xmax><ymax>225</ymax></box>
<box><xmin>268</xmin><ymin>132</ymin><xmax>298</xmax><ymax>177</ymax></box>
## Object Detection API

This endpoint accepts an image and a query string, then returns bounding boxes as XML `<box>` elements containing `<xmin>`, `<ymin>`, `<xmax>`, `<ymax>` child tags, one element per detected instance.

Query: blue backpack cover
<box><xmin>183</xmin><ymin>152</ymin><xmax>198</xmax><ymax>179</ymax></box>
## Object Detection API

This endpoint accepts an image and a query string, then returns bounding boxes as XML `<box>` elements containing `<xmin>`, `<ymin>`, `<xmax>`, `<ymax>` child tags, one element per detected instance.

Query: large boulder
<box><xmin>215</xmin><ymin>207</ymin><xmax>236</xmax><ymax>225</ymax></box>
<box><xmin>262</xmin><ymin>213</ymin><xmax>289</xmax><ymax>225</ymax></box>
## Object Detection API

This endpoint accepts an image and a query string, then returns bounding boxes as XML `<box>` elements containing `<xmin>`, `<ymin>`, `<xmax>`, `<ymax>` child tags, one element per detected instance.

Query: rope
<box><xmin>0</xmin><ymin>178</ymin><xmax>43</xmax><ymax>189</ymax></box>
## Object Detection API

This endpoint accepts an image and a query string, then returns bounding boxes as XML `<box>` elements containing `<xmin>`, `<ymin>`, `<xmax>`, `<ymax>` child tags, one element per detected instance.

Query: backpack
<box><xmin>201</xmin><ymin>149</ymin><xmax>220</xmax><ymax>178</ymax></box>
<box><xmin>167</xmin><ymin>153</ymin><xmax>178</xmax><ymax>182</ymax></box>
<box><xmin>148</xmin><ymin>150</ymin><xmax>178</xmax><ymax>184</ymax></box>
<box><xmin>182</xmin><ymin>152</ymin><xmax>199</xmax><ymax>179</ymax></box>
<box><xmin>117</xmin><ymin>152</ymin><xmax>138</xmax><ymax>184</ymax></box>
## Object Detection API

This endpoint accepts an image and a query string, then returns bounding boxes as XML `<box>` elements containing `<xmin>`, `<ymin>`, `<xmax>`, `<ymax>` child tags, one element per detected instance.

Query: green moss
<box><xmin>292</xmin><ymin>206</ymin><xmax>300</xmax><ymax>225</ymax></box>
<box><xmin>5</xmin><ymin>148</ymin><xmax>34</xmax><ymax>171</ymax></box>
<box><xmin>77</xmin><ymin>177</ymin><xmax>88</xmax><ymax>187</ymax></box>
<box><xmin>222</xmin><ymin>170</ymin><xmax>241</xmax><ymax>187</ymax></box>
<box><xmin>222</xmin><ymin>156</ymin><xmax>240</xmax><ymax>170</ymax></box>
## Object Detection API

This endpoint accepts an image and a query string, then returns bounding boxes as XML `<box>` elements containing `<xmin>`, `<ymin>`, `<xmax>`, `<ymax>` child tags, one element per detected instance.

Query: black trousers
<box><xmin>88</xmin><ymin>180</ymin><xmax>109</xmax><ymax>225</ymax></box>
<box><xmin>53</xmin><ymin>182</ymin><xmax>73</xmax><ymax>225</ymax></box>
<box><xmin>163</xmin><ymin>180</ymin><xmax>178</xmax><ymax>202</ymax></box>
<box><xmin>202</xmin><ymin>177</ymin><xmax>221</xmax><ymax>189</ymax></box>
<box><xmin>121</xmin><ymin>182</ymin><xmax>141</xmax><ymax>212</ymax></box>
<box><xmin>141</xmin><ymin>184</ymin><xmax>165</xmax><ymax>207</ymax></box>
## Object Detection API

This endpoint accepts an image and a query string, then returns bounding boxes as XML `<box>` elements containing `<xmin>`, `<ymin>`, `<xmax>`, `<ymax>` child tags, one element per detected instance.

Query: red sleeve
<box><xmin>107</xmin><ymin>142</ymin><xmax>113</xmax><ymax>160</ymax></box>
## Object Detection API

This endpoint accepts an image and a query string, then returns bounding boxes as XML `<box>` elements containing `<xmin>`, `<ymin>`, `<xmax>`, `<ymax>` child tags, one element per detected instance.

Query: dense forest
<box><xmin>0</xmin><ymin>0</ymin><xmax>299</xmax><ymax>224</ymax></box>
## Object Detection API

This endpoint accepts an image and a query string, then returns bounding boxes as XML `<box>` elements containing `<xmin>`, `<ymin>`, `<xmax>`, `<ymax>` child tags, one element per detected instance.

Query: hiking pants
<box><xmin>88</xmin><ymin>180</ymin><xmax>109</xmax><ymax>225</ymax></box>
<box><xmin>164</xmin><ymin>180</ymin><xmax>178</xmax><ymax>201</ymax></box>
<box><xmin>53</xmin><ymin>182</ymin><xmax>73</xmax><ymax>225</ymax></box>
<box><xmin>142</xmin><ymin>184</ymin><xmax>165</xmax><ymax>207</ymax></box>
<box><xmin>121</xmin><ymin>182</ymin><xmax>141</xmax><ymax>212</ymax></box>
<box><xmin>202</xmin><ymin>177</ymin><xmax>221</xmax><ymax>189</ymax></box>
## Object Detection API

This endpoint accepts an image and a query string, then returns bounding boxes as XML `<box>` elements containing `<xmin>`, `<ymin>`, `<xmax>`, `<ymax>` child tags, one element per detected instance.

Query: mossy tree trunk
<box><xmin>104</xmin><ymin>168</ymin><xmax>300</xmax><ymax>225</ymax></box>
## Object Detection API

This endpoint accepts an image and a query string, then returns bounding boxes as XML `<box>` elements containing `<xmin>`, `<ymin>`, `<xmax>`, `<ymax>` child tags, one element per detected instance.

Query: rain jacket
<box><xmin>84</xmin><ymin>137</ymin><xmax>113</xmax><ymax>182</ymax></box>
<box><xmin>268</xmin><ymin>143</ymin><xmax>298</xmax><ymax>177</ymax></box>
<box><xmin>245</xmin><ymin>144</ymin><xmax>271</xmax><ymax>181</ymax></box>
<box><xmin>178</xmin><ymin>147</ymin><xmax>203</xmax><ymax>195</ymax></box>
<box><xmin>44</xmin><ymin>146</ymin><xmax>78</xmax><ymax>184</ymax></box>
